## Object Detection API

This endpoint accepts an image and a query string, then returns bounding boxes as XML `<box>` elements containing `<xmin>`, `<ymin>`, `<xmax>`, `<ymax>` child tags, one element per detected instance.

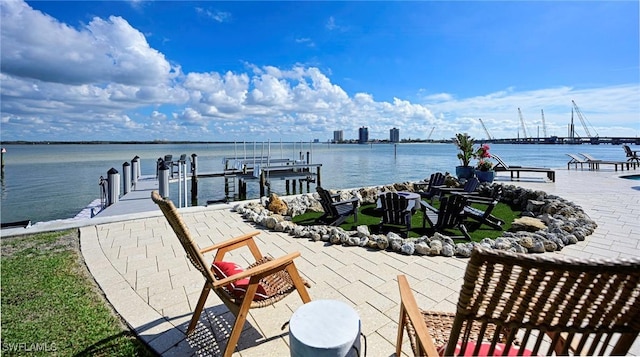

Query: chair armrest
<box><xmin>213</xmin><ymin>251</ymin><xmax>301</xmax><ymax>288</ymax></box>
<box><xmin>465</xmin><ymin>196</ymin><xmax>497</xmax><ymax>204</ymax></box>
<box><xmin>419</xmin><ymin>200</ymin><xmax>438</xmax><ymax>213</ymax></box>
<box><xmin>397</xmin><ymin>275</ymin><xmax>439</xmax><ymax>356</ymax></box>
<box><xmin>201</xmin><ymin>231</ymin><xmax>261</xmax><ymax>253</ymax></box>
<box><xmin>332</xmin><ymin>197</ymin><xmax>359</xmax><ymax>207</ymax></box>
<box><xmin>200</xmin><ymin>231</ymin><xmax>264</xmax><ymax>262</ymax></box>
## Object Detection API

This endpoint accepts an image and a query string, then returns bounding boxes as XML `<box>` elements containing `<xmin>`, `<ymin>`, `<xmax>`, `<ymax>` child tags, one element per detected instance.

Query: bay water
<box><xmin>0</xmin><ymin>142</ymin><xmax>632</xmax><ymax>224</ymax></box>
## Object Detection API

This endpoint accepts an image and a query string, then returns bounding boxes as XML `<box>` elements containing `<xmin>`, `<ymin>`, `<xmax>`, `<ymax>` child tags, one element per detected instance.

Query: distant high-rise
<box><xmin>333</xmin><ymin>130</ymin><xmax>344</xmax><ymax>143</ymax></box>
<box><xmin>358</xmin><ymin>127</ymin><xmax>369</xmax><ymax>144</ymax></box>
<box><xmin>390</xmin><ymin>127</ymin><xmax>400</xmax><ymax>142</ymax></box>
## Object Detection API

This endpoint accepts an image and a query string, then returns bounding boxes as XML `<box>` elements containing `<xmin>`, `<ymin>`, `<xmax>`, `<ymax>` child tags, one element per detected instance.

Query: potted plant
<box><xmin>474</xmin><ymin>143</ymin><xmax>495</xmax><ymax>183</ymax></box>
<box><xmin>453</xmin><ymin>133</ymin><xmax>475</xmax><ymax>179</ymax></box>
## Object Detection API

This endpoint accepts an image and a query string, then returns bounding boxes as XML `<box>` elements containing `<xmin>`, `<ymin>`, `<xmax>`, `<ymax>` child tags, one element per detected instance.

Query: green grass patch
<box><xmin>293</xmin><ymin>200</ymin><xmax>521</xmax><ymax>242</ymax></box>
<box><xmin>1</xmin><ymin>230</ymin><xmax>154</xmax><ymax>356</ymax></box>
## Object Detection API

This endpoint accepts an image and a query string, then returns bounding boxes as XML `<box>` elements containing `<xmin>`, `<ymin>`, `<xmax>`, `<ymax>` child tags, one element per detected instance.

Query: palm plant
<box><xmin>454</xmin><ymin>133</ymin><xmax>475</xmax><ymax>167</ymax></box>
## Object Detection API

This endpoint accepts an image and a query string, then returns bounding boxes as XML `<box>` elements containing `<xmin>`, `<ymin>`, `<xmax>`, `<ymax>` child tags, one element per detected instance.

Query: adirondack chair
<box><xmin>396</xmin><ymin>247</ymin><xmax>640</xmax><ymax>356</ymax></box>
<box><xmin>436</xmin><ymin>177</ymin><xmax>479</xmax><ymax>198</ymax></box>
<box><xmin>421</xmin><ymin>194</ymin><xmax>471</xmax><ymax>240</ymax></box>
<box><xmin>378</xmin><ymin>192</ymin><xmax>416</xmax><ymax>236</ymax></box>
<box><xmin>151</xmin><ymin>191</ymin><xmax>312</xmax><ymax>357</ymax></box>
<box><xmin>623</xmin><ymin>145</ymin><xmax>640</xmax><ymax>164</ymax></box>
<box><xmin>419</xmin><ymin>172</ymin><xmax>445</xmax><ymax>202</ymax></box>
<box><xmin>316</xmin><ymin>186</ymin><xmax>359</xmax><ymax>226</ymax></box>
<box><xmin>461</xmin><ymin>185</ymin><xmax>504</xmax><ymax>230</ymax></box>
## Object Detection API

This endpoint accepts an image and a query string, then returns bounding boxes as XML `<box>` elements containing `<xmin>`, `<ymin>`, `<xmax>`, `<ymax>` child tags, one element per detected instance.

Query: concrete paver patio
<box><xmin>79</xmin><ymin>169</ymin><xmax>640</xmax><ymax>356</ymax></box>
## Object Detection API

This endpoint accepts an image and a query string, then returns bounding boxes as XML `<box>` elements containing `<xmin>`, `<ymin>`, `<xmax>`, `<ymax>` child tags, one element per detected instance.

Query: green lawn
<box><xmin>293</xmin><ymin>200</ymin><xmax>521</xmax><ymax>241</ymax></box>
<box><xmin>1</xmin><ymin>230</ymin><xmax>154</xmax><ymax>356</ymax></box>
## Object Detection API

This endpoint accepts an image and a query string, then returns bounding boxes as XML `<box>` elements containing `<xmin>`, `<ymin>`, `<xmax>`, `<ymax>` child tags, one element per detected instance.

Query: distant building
<box><xmin>390</xmin><ymin>127</ymin><xmax>400</xmax><ymax>142</ymax></box>
<box><xmin>358</xmin><ymin>127</ymin><xmax>369</xmax><ymax>144</ymax></box>
<box><xmin>333</xmin><ymin>130</ymin><xmax>344</xmax><ymax>143</ymax></box>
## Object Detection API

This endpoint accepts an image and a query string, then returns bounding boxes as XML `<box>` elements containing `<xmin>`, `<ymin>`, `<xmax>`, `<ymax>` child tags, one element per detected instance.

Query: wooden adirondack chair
<box><xmin>397</xmin><ymin>247</ymin><xmax>640</xmax><ymax>356</ymax></box>
<box><xmin>151</xmin><ymin>191</ymin><xmax>312</xmax><ymax>357</ymax></box>
<box><xmin>437</xmin><ymin>177</ymin><xmax>480</xmax><ymax>199</ymax></box>
<box><xmin>421</xmin><ymin>194</ymin><xmax>471</xmax><ymax>240</ymax></box>
<box><xmin>316</xmin><ymin>186</ymin><xmax>359</xmax><ymax>226</ymax></box>
<box><xmin>419</xmin><ymin>172</ymin><xmax>445</xmax><ymax>202</ymax></box>
<box><xmin>378</xmin><ymin>192</ymin><xmax>416</xmax><ymax>236</ymax></box>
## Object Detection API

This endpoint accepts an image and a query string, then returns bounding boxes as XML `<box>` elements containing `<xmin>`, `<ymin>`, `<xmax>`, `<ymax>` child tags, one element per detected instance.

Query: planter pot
<box><xmin>455</xmin><ymin>166</ymin><xmax>475</xmax><ymax>180</ymax></box>
<box><xmin>475</xmin><ymin>170</ymin><xmax>495</xmax><ymax>183</ymax></box>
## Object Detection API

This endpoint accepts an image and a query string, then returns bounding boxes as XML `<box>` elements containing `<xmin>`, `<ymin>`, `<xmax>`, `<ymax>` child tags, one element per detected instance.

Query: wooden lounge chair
<box><xmin>419</xmin><ymin>172</ymin><xmax>446</xmax><ymax>202</ymax></box>
<box><xmin>151</xmin><ymin>191</ymin><xmax>312</xmax><ymax>357</ymax></box>
<box><xmin>396</xmin><ymin>248</ymin><xmax>640</xmax><ymax>357</ymax></box>
<box><xmin>378</xmin><ymin>192</ymin><xmax>417</xmax><ymax>236</ymax></box>
<box><xmin>566</xmin><ymin>153</ymin><xmax>589</xmax><ymax>170</ymax></box>
<box><xmin>421</xmin><ymin>194</ymin><xmax>471</xmax><ymax>240</ymax></box>
<box><xmin>623</xmin><ymin>145</ymin><xmax>639</xmax><ymax>165</ymax></box>
<box><xmin>579</xmin><ymin>153</ymin><xmax>630</xmax><ymax>171</ymax></box>
<box><xmin>316</xmin><ymin>186</ymin><xmax>359</xmax><ymax>226</ymax></box>
<box><xmin>492</xmin><ymin>154</ymin><xmax>555</xmax><ymax>182</ymax></box>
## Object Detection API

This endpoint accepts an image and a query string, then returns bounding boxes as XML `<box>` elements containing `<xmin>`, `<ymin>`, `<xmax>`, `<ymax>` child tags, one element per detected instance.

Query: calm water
<box><xmin>0</xmin><ymin>142</ymin><xmax>633</xmax><ymax>224</ymax></box>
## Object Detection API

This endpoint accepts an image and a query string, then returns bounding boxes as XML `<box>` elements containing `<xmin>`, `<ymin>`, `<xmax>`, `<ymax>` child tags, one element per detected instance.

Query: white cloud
<box><xmin>0</xmin><ymin>0</ymin><xmax>637</xmax><ymax>142</ymax></box>
<box><xmin>196</xmin><ymin>7</ymin><xmax>232</xmax><ymax>23</ymax></box>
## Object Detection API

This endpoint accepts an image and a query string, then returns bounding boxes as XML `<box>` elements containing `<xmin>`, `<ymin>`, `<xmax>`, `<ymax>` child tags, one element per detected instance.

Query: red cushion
<box><xmin>439</xmin><ymin>341</ymin><xmax>536</xmax><ymax>356</ymax></box>
<box><xmin>211</xmin><ymin>261</ymin><xmax>268</xmax><ymax>301</ymax></box>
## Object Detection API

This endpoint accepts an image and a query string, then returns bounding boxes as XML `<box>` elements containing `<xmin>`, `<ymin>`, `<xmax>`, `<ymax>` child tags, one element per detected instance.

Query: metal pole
<box><xmin>122</xmin><ymin>161</ymin><xmax>131</xmax><ymax>194</ymax></box>
<box><xmin>107</xmin><ymin>168</ymin><xmax>120</xmax><ymax>206</ymax></box>
<box><xmin>191</xmin><ymin>153</ymin><xmax>198</xmax><ymax>206</ymax></box>
<box><xmin>131</xmin><ymin>157</ymin><xmax>139</xmax><ymax>188</ymax></box>
<box><xmin>182</xmin><ymin>161</ymin><xmax>188</xmax><ymax>207</ymax></box>
<box><xmin>158</xmin><ymin>161</ymin><xmax>170</xmax><ymax>198</ymax></box>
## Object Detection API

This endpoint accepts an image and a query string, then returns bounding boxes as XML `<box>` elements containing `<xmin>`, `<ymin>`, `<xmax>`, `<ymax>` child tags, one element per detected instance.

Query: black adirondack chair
<box><xmin>419</xmin><ymin>172</ymin><xmax>445</xmax><ymax>202</ymax></box>
<box><xmin>422</xmin><ymin>194</ymin><xmax>471</xmax><ymax>240</ymax></box>
<box><xmin>316</xmin><ymin>187</ymin><xmax>359</xmax><ymax>226</ymax></box>
<box><xmin>461</xmin><ymin>185</ymin><xmax>504</xmax><ymax>230</ymax></box>
<box><xmin>437</xmin><ymin>176</ymin><xmax>479</xmax><ymax>198</ymax></box>
<box><xmin>378</xmin><ymin>192</ymin><xmax>416</xmax><ymax>236</ymax></box>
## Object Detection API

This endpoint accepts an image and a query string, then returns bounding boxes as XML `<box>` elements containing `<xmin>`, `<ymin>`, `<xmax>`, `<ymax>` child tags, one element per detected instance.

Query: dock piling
<box><xmin>107</xmin><ymin>168</ymin><xmax>120</xmax><ymax>206</ymax></box>
<box><xmin>158</xmin><ymin>161</ymin><xmax>170</xmax><ymax>198</ymax></box>
<box><xmin>191</xmin><ymin>154</ymin><xmax>198</xmax><ymax>206</ymax></box>
<box><xmin>122</xmin><ymin>161</ymin><xmax>131</xmax><ymax>194</ymax></box>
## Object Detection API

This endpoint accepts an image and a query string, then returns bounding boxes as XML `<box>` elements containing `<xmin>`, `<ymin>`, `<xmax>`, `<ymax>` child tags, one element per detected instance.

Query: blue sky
<box><xmin>1</xmin><ymin>0</ymin><xmax>638</xmax><ymax>142</ymax></box>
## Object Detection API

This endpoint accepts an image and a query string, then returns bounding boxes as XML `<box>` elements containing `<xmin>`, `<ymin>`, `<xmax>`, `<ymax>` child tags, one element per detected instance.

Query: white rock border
<box><xmin>232</xmin><ymin>182</ymin><xmax>597</xmax><ymax>258</ymax></box>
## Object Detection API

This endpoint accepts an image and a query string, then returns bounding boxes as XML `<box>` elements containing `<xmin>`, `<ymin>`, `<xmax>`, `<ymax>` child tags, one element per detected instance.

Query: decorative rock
<box><xmin>401</xmin><ymin>242</ymin><xmax>415</xmax><ymax>255</ymax></box>
<box><xmin>526</xmin><ymin>200</ymin><xmax>546</xmax><ymax>214</ymax></box>
<box><xmin>530</xmin><ymin>240</ymin><xmax>546</xmax><ymax>253</ymax></box>
<box><xmin>429</xmin><ymin>240</ymin><xmax>443</xmax><ymax>255</ymax></box>
<box><xmin>267</xmin><ymin>193</ymin><xmax>288</xmax><ymax>215</ymax></box>
<box><xmin>442</xmin><ymin>244</ymin><xmax>455</xmax><ymax>257</ymax></box>
<box><xmin>510</xmin><ymin>217</ymin><xmax>546</xmax><ymax>232</ymax></box>
<box><xmin>356</xmin><ymin>225</ymin><xmax>370</xmax><ymax>237</ymax></box>
<box><xmin>414</xmin><ymin>242</ymin><xmax>430</xmax><ymax>255</ymax></box>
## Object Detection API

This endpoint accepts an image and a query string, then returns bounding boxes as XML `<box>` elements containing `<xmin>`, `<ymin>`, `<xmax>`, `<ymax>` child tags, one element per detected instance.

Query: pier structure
<box><xmin>96</xmin><ymin>151</ymin><xmax>322</xmax><ymax>216</ymax></box>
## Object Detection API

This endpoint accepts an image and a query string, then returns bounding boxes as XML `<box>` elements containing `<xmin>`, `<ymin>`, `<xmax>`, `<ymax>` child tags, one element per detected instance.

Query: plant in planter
<box><xmin>453</xmin><ymin>133</ymin><xmax>475</xmax><ymax>179</ymax></box>
<box><xmin>474</xmin><ymin>143</ymin><xmax>495</xmax><ymax>182</ymax></box>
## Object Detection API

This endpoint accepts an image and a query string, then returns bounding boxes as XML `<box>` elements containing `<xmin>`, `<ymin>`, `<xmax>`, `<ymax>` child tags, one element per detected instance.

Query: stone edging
<box><xmin>232</xmin><ymin>182</ymin><xmax>597</xmax><ymax>258</ymax></box>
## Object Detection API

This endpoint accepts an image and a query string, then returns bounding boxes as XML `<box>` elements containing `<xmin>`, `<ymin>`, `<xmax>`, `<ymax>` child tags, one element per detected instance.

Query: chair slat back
<box><xmin>462</xmin><ymin>177</ymin><xmax>479</xmax><ymax>193</ymax></box>
<box><xmin>436</xmin><ymin>194</ymin><xmax>466</xmax><ymax>229</ymax></box>
<box><xmin>316</xmin><ymin>187</ymin><xmax>338</xmax><ymax>216</ymax></box>
<box><xmin>380</xmin><ymin>192</ymin><xmax>409</xmax><ymax>225</ymax></box>
<box><xmin>151</xmin><ymin>191</ymin><xmax>216</xmax><ymax>283</ymax></box>
<box><xmin>446</xmin><ymin>247</ymin><xmax>640</xmax><ymax>356</ymax></box>
<box><xmin>491</xmin><ymin>154</ymin><xmax>509</xmax><ymax>170</ymax></box>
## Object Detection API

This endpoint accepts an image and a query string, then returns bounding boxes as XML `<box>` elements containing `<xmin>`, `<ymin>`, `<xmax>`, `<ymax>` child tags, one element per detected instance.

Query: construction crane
<box><xmin>571</xmin><ymin>100</ymin><xmax>599</xmax><ymax>144</ymax></box>
<box><xmin>518</xmin><ymin>108</ymin><xmax>529</xmax><ymax>140</ymax></box>
<box><xmin>541</xmin><ymin>109</ymin><xmax>548</xmax><ymax>138</ymax></box>
<box><xmin>478</xmin><ymin>118</ymin><xmax>493</xmax><ymax>140</ymax></box>
<box><xmin>426</xmin><ymin>127</ymin><xmax>435</xmax><ymax>141</ymax></box>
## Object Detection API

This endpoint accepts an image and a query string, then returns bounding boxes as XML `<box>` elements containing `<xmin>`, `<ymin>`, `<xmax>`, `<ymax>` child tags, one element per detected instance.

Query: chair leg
<box><xmin>188</xmin><ymin>283</ymin><xmax>212</xmax><ymax>335</ymax></box>
<box><xmin>396</xmin><ymin>303</ymin><xmax>406</xmax><ymax>357</ymax></box>
<box><xmin>223</xmin><ymin>281</ymin><xmax>259</xmax><ymax>357</ymax></box>
<box><xmin>286</xmin><ymin>263</ymin><xmax>312</xmax><ymax>303</ymax></box>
